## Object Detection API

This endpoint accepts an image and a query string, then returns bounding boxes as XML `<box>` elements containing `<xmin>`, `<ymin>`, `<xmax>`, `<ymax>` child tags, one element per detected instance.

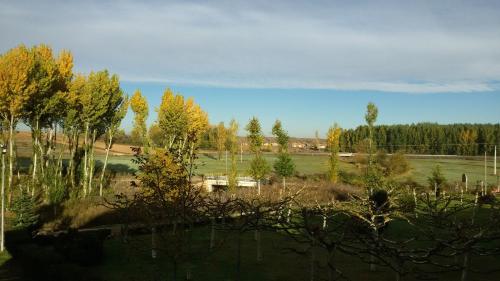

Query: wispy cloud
<box><xmin>1</xmin><ymin>0</ymin><xmax>499</xmax><ymax>93</ymax></box>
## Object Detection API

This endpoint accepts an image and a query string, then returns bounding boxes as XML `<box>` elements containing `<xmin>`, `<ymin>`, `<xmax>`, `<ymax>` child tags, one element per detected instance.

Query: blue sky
<box><xmin>120</xmin><ymin>82</ymin><xmax>500</xmax><ymax>137</ymax></box>
<box><xmin>1</xmin><ymin>0</ymin><xmax>499</xmax><ymax>137</ymax></box>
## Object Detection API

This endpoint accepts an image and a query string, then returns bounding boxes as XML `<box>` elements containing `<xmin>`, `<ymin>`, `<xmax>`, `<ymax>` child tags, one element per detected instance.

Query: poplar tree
<box><xmin>216</xmin><ymin>122</ymin><xmax>227</xmax><ymax>160</ymax></box>
<box><xmin>227</xmin><ymin>119</ymin><xmax>239</xmax><ymax>190</ymax></box>
<box><xmin>272</xmin><ymin>120</ymin><xmax>295</xmax><ymax>190</ymax></box>
<box><xmin>22</xmin><ymin>45</ymin><xmax>73</xmax><ymax>193</ymax></box>
<box><xmin>157</xmin><ymin>88</ymin><xmax>208</xmax><ymax>169</ymax></box>
<box><xmin>64</xmin><ymin>74</ymin><xmax>86</xmax><ymax>189</ymax></box>
<box><xmin>0</xmin><ymin>45</ymin><xmax>36</xmax><ymax>203</ymax></box>
<box><xmin>130</xmin><ymin>89</ymin><xmax>149</xmax><ymax>147</ymax></box>
<box><xmin>67</xmin><ymin>70</ymin><xmax>122</xmax><ymax>196</ymax></box>
<box><xmin>157</xmin><ymin>88</ymin><xmax>188</xmax><ymax>150</ymax></box>
<box><xmin>246</xmin><ymin>117</ymin><xmax>269</xmax><ymax>195</ymax></box>
<box><xmin>365</xmin><ymin>102</ymin><xmax>378</xmax><ymax>168</ymax></box>
<box><xmin>99</xmin><ymin>95</ymin><xmax>128</xmax><ymax>196</ymax></box>
<box><xmin>326</xmin><ymin>123</ymin><xmax>342</xmax><ymax>183</ymax></box>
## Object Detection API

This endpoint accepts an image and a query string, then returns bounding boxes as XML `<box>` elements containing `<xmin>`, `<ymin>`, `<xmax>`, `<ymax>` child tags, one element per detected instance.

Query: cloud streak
<box><xmin>1</xmin><ymin>0</ymin><xmax>499</xmax><ymax>93</ymax></box>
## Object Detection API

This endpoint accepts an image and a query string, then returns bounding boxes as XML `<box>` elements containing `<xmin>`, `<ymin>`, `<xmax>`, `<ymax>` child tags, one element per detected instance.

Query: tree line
<box><xmin>340</xmin><ymin>123</ymin><xmax>500</xmax><ymax>156</ymax></box>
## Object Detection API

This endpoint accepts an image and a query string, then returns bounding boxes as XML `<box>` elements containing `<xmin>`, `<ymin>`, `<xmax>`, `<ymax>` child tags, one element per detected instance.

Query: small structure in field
<box><xmin>203</xmin><ymin>175</ymin><xmax>258</xmax><ymax>192</ymax></box>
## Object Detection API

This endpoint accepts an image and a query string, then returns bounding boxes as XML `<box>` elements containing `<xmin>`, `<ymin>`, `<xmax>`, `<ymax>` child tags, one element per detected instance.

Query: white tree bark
<box><xmin>99</xmin><ymin>131</ymin><xmax>113</xmax><ymax>196</ymax></box>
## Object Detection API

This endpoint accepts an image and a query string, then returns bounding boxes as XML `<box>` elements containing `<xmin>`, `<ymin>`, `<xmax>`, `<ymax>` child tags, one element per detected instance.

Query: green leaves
<box><xmin>274</xmin><ymin>153</ymin><xmax>295</xmax><ymax>178</ymax></box>
<box><xmin>250</xmin><ymin>154</ymin><xmax>271</xmax><ymax>181</ymax></box>
<box><xmin>246</xmin><ymin>117</ymin><xmax>264</xmax><ymax>153</ymax></box>
<box><xmin>272</xmin><ymin>119</ymin><xmax>289</xmax><ymax>153</ymax></box>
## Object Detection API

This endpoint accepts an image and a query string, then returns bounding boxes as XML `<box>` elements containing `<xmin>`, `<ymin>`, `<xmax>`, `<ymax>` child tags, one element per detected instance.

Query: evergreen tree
<box><xmin>12</xmin><ymin>190</ymin><xmax>39</xmax><ymax>229</ymax></box>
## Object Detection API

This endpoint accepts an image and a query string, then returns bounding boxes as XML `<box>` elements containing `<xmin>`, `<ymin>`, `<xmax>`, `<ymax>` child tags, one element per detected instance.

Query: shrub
<box><xmin>397</xmin><ymin>193</ymin><xmax>416</xmax><ymax>213</ymax></box>
<box><xmin>478</xmin><ymin>193</ymin><xmax>496</xmax><ymax>205</ymax></box>
<box><xmin>12</xmin><ymin>189</ymin><xmax>39</xmax><ymax>230</ymax></box>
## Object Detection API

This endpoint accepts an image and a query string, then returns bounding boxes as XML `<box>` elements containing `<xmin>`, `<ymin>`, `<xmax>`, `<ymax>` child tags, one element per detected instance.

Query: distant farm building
<box><xmin>203</xmin><ymin>176</ymin><xmax>259</xmax><ymax>192</ymax></box>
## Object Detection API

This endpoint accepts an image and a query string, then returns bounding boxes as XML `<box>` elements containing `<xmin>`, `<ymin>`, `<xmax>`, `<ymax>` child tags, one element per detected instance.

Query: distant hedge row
<box><xmin>340</xmin><ymin>123</ymin><xmax>500</xmax><ymax>155</ymax></box>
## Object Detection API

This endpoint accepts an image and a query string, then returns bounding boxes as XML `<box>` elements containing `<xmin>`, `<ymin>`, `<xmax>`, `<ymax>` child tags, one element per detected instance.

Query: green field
<box><xmin>91</xmin><ymin>223</ymin><xmax>497</xmax><ymax>281</ymax></box>
<box><xmin>101</xmin><ymin>153</ymin><xmax>500</xmax><ymax>187</ymax></box>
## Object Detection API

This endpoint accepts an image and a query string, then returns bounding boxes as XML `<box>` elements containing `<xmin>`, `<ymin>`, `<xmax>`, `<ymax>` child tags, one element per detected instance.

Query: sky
<box><xmin>1</xmin><ymin>0</ymin><xmax>499</xmax><ymax>137</ymax></box>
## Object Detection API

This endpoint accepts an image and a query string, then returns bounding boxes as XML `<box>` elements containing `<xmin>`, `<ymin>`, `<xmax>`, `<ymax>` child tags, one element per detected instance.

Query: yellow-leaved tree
<box><xmin>157</xmin><ymin>88</ymin><xmax>208</xmax><ymax>176</ymax></box>
<box><xmin>216</xmin><ymin>122</ymin><xmax>227</xmax><ymax>160</ymax></box>
<box><xmin>0</xmin><ymin>45</ymin><xmax>37</xmax><ymax>202</ymax></box>
<box><xmin>22</xmin><ymin>45</ymin><xmax>73</xmax><ymax>194</ymax></box>
<box><xmin>327</xmin><ymin>123</ymin><xmax>342</xmax><ymax>183</ymax></box>
<box><xmin>130</xmin><ymin>89</ymin><xmax>149</xmax><ymax>147</ymax></box>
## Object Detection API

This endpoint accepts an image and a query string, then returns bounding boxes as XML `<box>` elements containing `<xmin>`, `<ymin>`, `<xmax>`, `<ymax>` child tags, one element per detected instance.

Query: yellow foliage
<box><xmin>130</xmin><ymin>89</ymin><xmax>149</xmax><ymax>144</ymax></box>
<box><xmin>157</xmin><ymin>87</ymin><xmax>208</xmax><ymax>148</ymax></box>
<box><xmin>327</xmin><ymin>124</ymin><xmax>342</xmax><ymax>152</ymax></box>
<box><xmin>0</xmin><ymin>44</ymin><xmax>37</xmax><ymax>119</ymax></box>
<box><xmin>327</xmin><ymin>123</ymin><xmax>342</xmax><ymax>183</ymax></box>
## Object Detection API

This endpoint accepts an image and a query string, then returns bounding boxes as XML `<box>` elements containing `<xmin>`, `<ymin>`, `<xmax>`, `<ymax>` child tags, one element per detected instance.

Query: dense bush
<box><xmin>12</xmin><ymin>189</ymin><xmax>39</xmax><ymax>230</ymax></box>
<box><xmin>478</xmin><ymin>193</ymin><xmax>496</xmax><ymax>205</ymax></box>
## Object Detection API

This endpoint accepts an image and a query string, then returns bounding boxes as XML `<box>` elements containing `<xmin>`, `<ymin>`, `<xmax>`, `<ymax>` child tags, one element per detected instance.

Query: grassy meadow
<box><xmin>98</xmin><ymin>152</ymin><xmax>499</xmax><ymax>187</ymax></box>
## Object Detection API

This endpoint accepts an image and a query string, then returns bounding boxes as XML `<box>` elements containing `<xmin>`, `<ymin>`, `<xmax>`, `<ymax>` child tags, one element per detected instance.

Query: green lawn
<box><xmin>93</xmin><ymin>224</ymin><xmax>499</xmax><ymax>281</ymax></box>
<box><xmin>102</xmin><ymin>153</ymin><xmax>499</xmax><ymax>187</ymax></box>
<box><xmin>0</xmin><ymin>250</ymin><xmax>11</xmax><ymax>267</ymax></box>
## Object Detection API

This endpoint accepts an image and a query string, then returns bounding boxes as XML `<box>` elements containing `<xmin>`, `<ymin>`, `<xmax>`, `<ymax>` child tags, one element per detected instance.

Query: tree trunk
<box><xmin>151</xmin><ymin>226</ymin><xmax>157</xmax><ymax>259</ymax></box>
<box><xmin>32</xmin><ymin>119</ymin><xmax>39</xmax><ymax>184</ymax></box>
<box><xmin>99</xmin><ymin>131</ymin><xmax>113</xmax><ymax>196</ymax></box>
<box><xmin>256</xmin><ymin>229</ymin><xmax>262</xmax><ymax>263</ymax></box>
<box><xmin>1</xmin><ymin>152</ymin><xmax>5</xmax><ymax>252</ymax></box>
<box><xmin>286</xmin><ymin>204</ymin><xmax>292</xmax><ymax>223</ymax></box>
<box><xmin>8</xmin><ymin>116</ymin><xmax>14</xmax><ymax>207</ymax></box>
<box><xmin>283</xmin><ymin>177</ymin><xmax>286</xmax><ymax>192</ymax></box>
<box><xmin>88</xmin><ymin>130</ymin><xmax>97</xmax><ymax>195</ymax></box>
<box><xmin>68</xmin><ymin>130</ymin><xmax>78</xmax><ymax>189</ymax></box>
<box><xmin>461</xmin><ymin>252</ymin><xmax>470</xmax><ymax>281</ymax></box>
<box><xmin>310</xmin><ymin>242</ymin><xmax>316</xmax><ymax>281</ymax></box>
<box><xmin>83</xmin><ymin>123</ymin><xmax>89</xmax><ymax>196</ymax></box>
<box><xmin>236</xmin><ymin>231</ymin><xmax>242</xmax><ymax>281</ymax></box>
<box><xmin>257</xmin><ymin>179</ymin><xmax>261</xmax><ymax>196</ymax></box>
<box><xmin>370</xmin><ymin>229</ymin><xmax>378</xmax><ymax>271</ymax></box>
<box><xmin>210</xmin><ymin>217</ymin><xmax>216</xmax><ymax>250</ymax></box>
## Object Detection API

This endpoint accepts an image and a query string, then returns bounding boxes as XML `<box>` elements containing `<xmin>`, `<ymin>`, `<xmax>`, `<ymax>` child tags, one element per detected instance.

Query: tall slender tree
<box><xmin>99</xmin><ymin>95</ymin><xmax>128</xmax><ymax>196</ymax></box>
<box><xmin>246</xmin><ymin>117</ymin><xmax>269</xmax><ymax>195</ymax></box>
<box><xmin>157</xmin><ymin>88</ymin><xmax>208</xmax><ymax>170</ymax></box>
<box><xmin>22</xmin><ymin>45</ymin><xmax>73</xmax><ymax>195</ymax></box>
<box><xmin>130</xmin><ymin>89</ymin><xmax>149</xmax><ymax>147</ymax></box>
<box><xmin>67</xmin><ymin>70</ymin><xmax>122</xmax><ymax>196</ymax></box>
<box><xmin>365</xmin><ymin>102</ymin><xmax>378</xmax><ymax>168</ymax></box>
<box><xmin>272</xmin><ymin>120</ymin><xmax>295</xmax><ymax>190</ymax></box>
<box><xmin>227</xmin><ymin>119</ymin><xmax>239</xmax><ymax>190</ymax></box>
<box><xmin>216</xmin><ymin>122</ymin><xmax>227</xmax><ymax>161</ymax></box>
<box><xmin>0</xmin><ymin>45</ymin><xmax>36</xmax><ymax>203</ymax></box>
<box><xmin>326</xmin><ymin>123</ymin><xmax>342</xmax><ymax>183</ymax></box>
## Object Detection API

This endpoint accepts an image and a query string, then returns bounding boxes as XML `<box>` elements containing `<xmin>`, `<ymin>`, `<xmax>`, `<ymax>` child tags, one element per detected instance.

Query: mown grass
<box><xmin>102</xmin><ymin>153</ymin><xmax>499</xmax><ymax>187</ymax></box>
<box><xmin>0</xmin><ymin>250</ymin><xmax>12</xmax><ymax>267</ymax></box>
<box><xmin>94</xmin><ymin>221</ymin><xmax>499</xmax><ymax>281</ymax></box>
